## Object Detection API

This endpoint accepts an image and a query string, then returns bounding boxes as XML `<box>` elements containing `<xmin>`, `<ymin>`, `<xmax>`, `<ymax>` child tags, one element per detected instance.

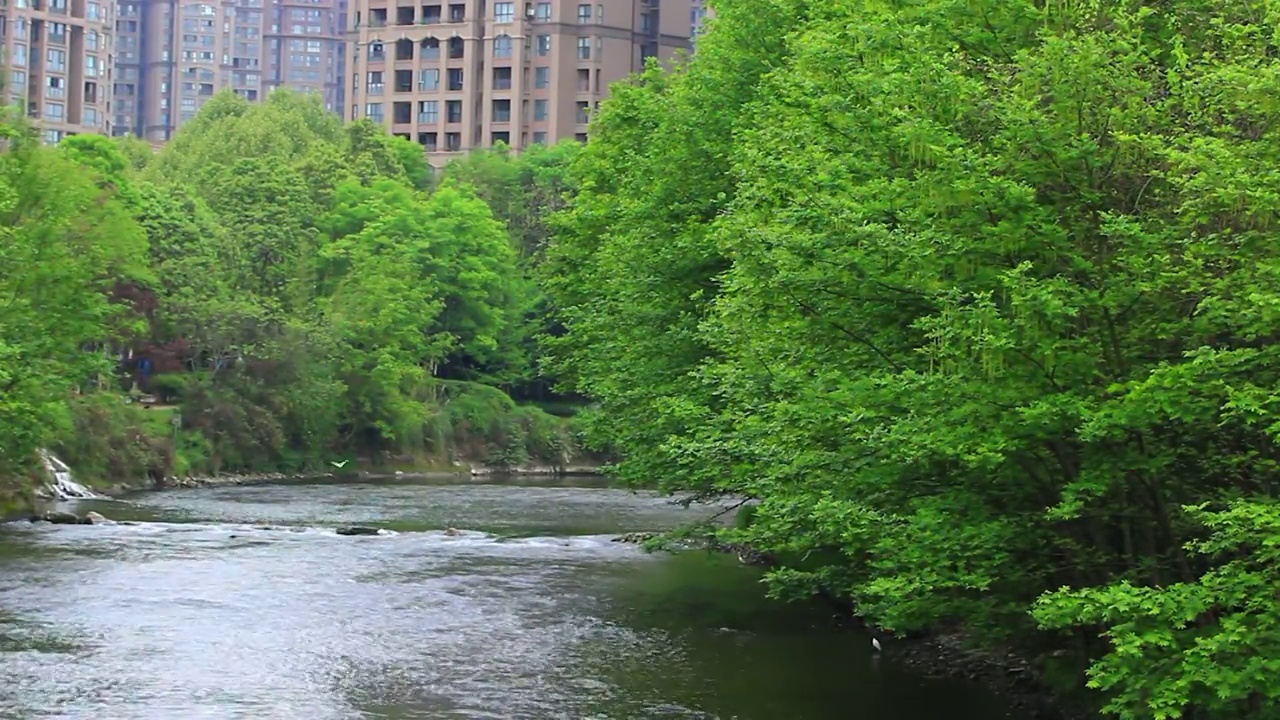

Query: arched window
<box><xmin>420</xmin><ymin>37</ymin><xmax>440</xmax><ymax>60</ymax></box>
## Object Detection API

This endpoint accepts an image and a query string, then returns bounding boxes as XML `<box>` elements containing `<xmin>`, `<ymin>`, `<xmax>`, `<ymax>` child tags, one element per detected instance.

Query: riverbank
<box><xmin>872</xmin><ymin>630</ymin><xmax>1094</xmax><ymax>720</ymax></box>
<box><xmin>612</xmin><ymin>530</ymin><xmax>1095</xmax><ymax>720</ymax></box>
<box><xmin>32</xmin><ymin>461</ymin><xmax>605</xmax><ymax>502</ymax></box>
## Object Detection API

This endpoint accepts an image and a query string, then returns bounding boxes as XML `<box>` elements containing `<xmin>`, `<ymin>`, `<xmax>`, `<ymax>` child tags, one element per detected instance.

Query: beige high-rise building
<box><xmin>0</xmin><ymin>0</ymin><xmax>115</xmax><ymax>143</ymax></box>
<box><xmin>113</xmin><ymin>0</ymin><xmax>347</xmax><ymax>143</ymax></box>
<box><xmin>689</xmin><ymin>0</ymin><xmax>706</xmax><ymax>38</ymax></box>
<box><xmin>345</xmin><ymin>0</ymin><xmax>693</xmax><ymax>166</ymax></box>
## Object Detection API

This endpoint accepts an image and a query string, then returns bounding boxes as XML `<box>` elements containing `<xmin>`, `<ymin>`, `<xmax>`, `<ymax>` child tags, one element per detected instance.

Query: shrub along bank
<box><xmin>0</xmin><ymin>92</ymin><xmax>589</xmax><ymax>501</ymax></box>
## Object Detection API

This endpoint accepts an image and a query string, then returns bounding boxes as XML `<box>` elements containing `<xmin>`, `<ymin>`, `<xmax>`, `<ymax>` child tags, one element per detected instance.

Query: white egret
<box><xmin>871</xmin><ymin>638</ymin><xmax>882</xmax><ymax>652</ymax></box>
<box><xmin>330</xmin><ymin>459</ymin><xmax>349</xmax><ymax>468</ymax></box>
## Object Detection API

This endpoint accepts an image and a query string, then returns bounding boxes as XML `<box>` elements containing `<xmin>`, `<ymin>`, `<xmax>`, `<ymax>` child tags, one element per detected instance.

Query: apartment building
<box><xmin>0</xmin><ymin>0</ymin><xmax>115</xmax><ymax>143</ymax></box>
<box><xmin>345</xmin><ymin>0</ymin><xmax>693</xmax><ymax>166</ymax></box>
<box><xmin>113</xmin><ymin>0</ymin><xmax>346</xmax><ymax>143</ymax></box>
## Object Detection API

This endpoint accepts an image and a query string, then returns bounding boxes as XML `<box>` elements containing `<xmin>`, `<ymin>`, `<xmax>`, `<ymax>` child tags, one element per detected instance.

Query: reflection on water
<box><xmin>0</xmin><ymin>476</ymin><xmax>1015</xmax><ymax>719</ymax></box>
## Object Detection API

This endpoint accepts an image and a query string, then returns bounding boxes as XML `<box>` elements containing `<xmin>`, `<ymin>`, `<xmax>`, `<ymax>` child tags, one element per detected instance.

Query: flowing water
<box><xmin>0</xmin><ymin>475</ymin><xmax>1017</xmax><ymax>719</ymax></box>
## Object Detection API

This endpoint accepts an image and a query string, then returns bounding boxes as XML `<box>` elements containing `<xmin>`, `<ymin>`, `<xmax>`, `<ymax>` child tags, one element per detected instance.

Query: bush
<box><xmin>54</xmin><ymin>393</ymin><xmax>174</xmax><ymax>486</ymax></box>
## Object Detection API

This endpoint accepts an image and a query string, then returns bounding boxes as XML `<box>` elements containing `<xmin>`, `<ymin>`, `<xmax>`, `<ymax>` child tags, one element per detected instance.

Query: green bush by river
<box><xmin>0</xmin><ymin>93</ymin><xmax>589</xmax><ymax>494</ymax></box>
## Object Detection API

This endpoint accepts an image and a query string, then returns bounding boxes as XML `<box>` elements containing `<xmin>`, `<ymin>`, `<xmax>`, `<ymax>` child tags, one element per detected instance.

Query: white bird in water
<box><xmin>871</xmin><ymin>638</ymin><xmax>882</xmax><ymax>652</ymax></box>
<box><xmin>329</xmin><ymin>459</ymin><xmax>349</xmax><ymax>468</ymax></box>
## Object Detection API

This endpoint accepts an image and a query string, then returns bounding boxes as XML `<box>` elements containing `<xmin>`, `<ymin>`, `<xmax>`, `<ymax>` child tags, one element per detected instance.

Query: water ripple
<box><xmin>0</xmin><ymin>476</ymin><xmax>1015</xmax><ymax>719</ymax></box>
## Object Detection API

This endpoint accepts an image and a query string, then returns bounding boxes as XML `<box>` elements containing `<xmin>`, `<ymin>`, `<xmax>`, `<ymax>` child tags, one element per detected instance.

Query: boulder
<box><xmin>29</xmin><ymin>511</ymin><xmax>83</xmax><ymax>525</ymax></box>
<box><xmin>443</xmin><ymin>527</ymin><xmax>462</xmax><ymax>537</ymax></box>
<box><xmin>27</xmin><ymin>510</ymin><xmax>117</xmax><ymax>525</ymax></box>
<box><xmin>83</xmin><ymin>511</ymin><xmax>114</xmax><ymax>525</ymax></box>
<box><xmin>612</xmin><ymin>531</ymin><xmax>659</xmax><ymax>544</ymax></box>
<box><xmin>335</xmin><ymin>526</ymin><xmax>383</xmax><ymax>536</ymax></box>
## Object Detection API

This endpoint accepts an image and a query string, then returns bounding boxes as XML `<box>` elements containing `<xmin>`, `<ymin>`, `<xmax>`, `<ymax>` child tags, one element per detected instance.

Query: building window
<box><xmin>366</xmin><ymin>71</ymin><xmax>384</xmax><ymax>94</ymax></box>
<box><xmin>418</xmin><ymin>100</ymin><xmax>438</xmax><ymax>123</ymax></box>
<box><xmin>446</xmin><ymin>68</ymin><xmax>463</xmax><ymax>91</ymax></box>
<box><xmin>576</xmin><ymin>37</ymin><xmax>590</xmax><ymax>60</ymax></box>
<box><xmin>418</xmin><ymin>68</ymin><xmax>439</xmax><ymax>90</ymax></box>
<box><xmin>533</xmin><ymin>99</ymin><xmax>548</xmax><ymax>121</ymax></box>
<box><xmin>45</xmin><ymin>76</ymin><xmax>65</xmax><ymax>98</ymax></box>
<box><xmin>85</xmin><ymin>56</ymin><xmax>100</xmax><ymax>78</ymax></box>
<box><xmin>421</xmin><ymin>37</ymin><xmax>440</xmax><ymax>59</ymax></box>
<box><xmin>86</xmin><ymin>31</ymin><xmax>100</xmax><ymax>50</ymax></box>
<box><xmin>534</xmin><ymin>2</ymin><xmax>550</xmax><ymax>20</ymax></box>
<box><xmin>368</xmin><ymin>42</ymin><xmax>384</xmax><ymax>60</ymax></box>
<box><xmin>365</xmin><ymin>102</ymin><xmax>383</xmax><ymax>122</ymax></box>
<box><xmin>47</xmin><ymin>49</ymin><xmax>67</xmax><ymax>71</ymax></box>
<box><xmin>532</xmin><ymin>131</ymin><xmax>547</xmax><ymax>144</ymax></box>
<box><xmin>576</xmin><ymin>100</ymin><xmax>590</xmax><ymax>123</ymax></box>
<box><xmin>84</xmin><ymin>107</ymin><xmax>99</xmax><ymax>126</ymax></box>
<box><xmin>492</xmin><ymin>98</ymin><xmax>510</xmax><ymax>122</ymax></box>
<box><xmin>10</xmin><ymin>70</ymin><xmax>25</xmax><ymax>89</ymax></box>
<box><xmin>13</xmin><ymin>43</ymin><xmax>27</xmax><ymax>67</ymax></box>
<box><xmin>44</xmin><ymin>129</ymin><xmax>62</xmax><ymax>145</ymax></box>
<box><xmin>577</xmin><ymin>3</ymin><xmax>590</xmax><ymax>23</ymax></box>
<box><xmin>597</xmin><ymin>3</ymin><xmax>603</xmax><ymax>22</ymax></box>
<box><xmin>48</xmin><ymin>22</ymin><xmax>68</xmax><ymax>43</ymax></box>
<box><xmin>536</xmin><ymin>35</ymin><xmax>550</xmax><ymax>56</ymax></box>
<box><xmin>534</xmin><ymin>66</ymin><xmax>549</xmax><ymax>88</ymax></box>
<box><xmin>445</xmin><ymin>99</ymin><xmax>462</xmax><ymax>123</ymax></box>
<box><xmin>445</xmin><ymin>132</ymin><xmax>461</xmax><ymax>151</ymax></box>
<box><xmin>494</xmin><ymin>1</ymin><xmax>513</xmax><ymax>22</ymax></box>
<box><xmin>447</xmin><ymin>36</ymin><xmax>464</xmax><ymax>59</ymax></box>
<box><xmin>491</xmin><ymin>131</ymin><xmax>509</xmax><ymax>146</ymax></box>
<box><xmin>493</xmin><ymin>34</ymin><xmax>512</xmax><ymax>58</ymax></box>
<box><xmin>87</xmin><ymin>2</ymin><xmax>103</xmax><ymax>20</ymax></box>
<box><xmin>493</xmin><ymin>66</ymin><xmax>512</xmax><ymax>90</ymax></box>
<box><xmin>44</xmin><ymin>102</ymin><xmax>65</xmax><ymax>121</ymax></box>
<box><xmin>418</xmin><ymin>131</ymin><xmax>438</xmax><ymax>150</ymax></box>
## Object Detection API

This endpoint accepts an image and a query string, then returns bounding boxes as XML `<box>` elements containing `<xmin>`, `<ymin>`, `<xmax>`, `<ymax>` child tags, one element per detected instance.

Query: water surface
<box><xmin>0</xmin><ymin>476</ymin><xmax>1015</xmax><ymax>719</ymax></box>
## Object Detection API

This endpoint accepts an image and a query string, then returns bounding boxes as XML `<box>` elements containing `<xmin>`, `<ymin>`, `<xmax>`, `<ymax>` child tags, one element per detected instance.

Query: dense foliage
<box><xmin>544</xmin><ymin>1</ymin><xmax>1280</xmax><ymax>718</ymax></box>
<box><xmin>0</xmin><ymin>91</ymin><xmax>583</xmax><ymax>500</ymax></box>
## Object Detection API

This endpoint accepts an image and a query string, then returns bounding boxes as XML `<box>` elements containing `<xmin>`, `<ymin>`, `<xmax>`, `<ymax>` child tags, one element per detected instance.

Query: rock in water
<box><xmin>613</xmin><ymin>531</ymin><xmax>659</xmax><ymax>544</ymax></box>
<box><xmin>335</xmin><ymin>526</ymin><xmax>382</xmax><ymax>536</ymax></box>
<box><xmin>30</xmin><ymin>511</ymin><xmax>83</xmax><ymax>525</ymax></box>
<box><xmin>83</xmin><ymin>511</ymin><xmax>114</xmax><ymax>525</ymax></box>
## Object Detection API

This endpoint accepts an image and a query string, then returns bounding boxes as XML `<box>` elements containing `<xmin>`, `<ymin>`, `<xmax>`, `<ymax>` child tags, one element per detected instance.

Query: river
<box><xmin>0</xmin><ymin>475</ymin><xmax>1017</xmax><ymax>719</ymax></box>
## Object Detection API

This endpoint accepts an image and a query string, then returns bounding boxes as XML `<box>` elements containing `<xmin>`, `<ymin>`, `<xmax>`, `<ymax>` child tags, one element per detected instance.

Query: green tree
<box><xmin>0</xmin><ymin>115</ymin><xmax>149</xmax><ymax>475</ymax></box>
<box><xmin>545</xmin><ymin>0</ymin><xmax>1280</xmax><ymax>717</ymax></box>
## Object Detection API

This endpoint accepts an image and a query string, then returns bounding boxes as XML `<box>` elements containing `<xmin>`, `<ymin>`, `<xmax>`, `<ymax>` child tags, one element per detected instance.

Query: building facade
<box><xmin>0</xmin><ymin>0</ymin><xmax>115</xmax><ymax>143</ymax></box>
<box><xmin>344</xmin><ymin>0</ymin><xmax>693</xmax><ymax>166</ymax></box>
<box><xmin>690</xmin><ymin>0</ymin><xmax>706</xmax><ymax>39</ymax></box>
<box><xmin>112</xmin><ymin>0</ymin><xmax>346</xmax><ymax>143</ymax></box>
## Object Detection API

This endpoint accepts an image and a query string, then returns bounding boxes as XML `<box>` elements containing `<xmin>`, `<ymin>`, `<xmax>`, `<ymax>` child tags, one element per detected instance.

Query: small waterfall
<box><xmin>38</xmin><ymin>450</ymin><xmax>99</xmax><ymax>500</ymax></box>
